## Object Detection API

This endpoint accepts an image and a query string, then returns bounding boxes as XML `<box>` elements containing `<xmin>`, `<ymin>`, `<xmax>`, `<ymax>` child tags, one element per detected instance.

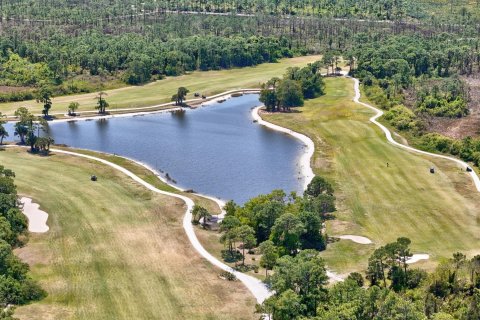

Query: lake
<box><xmin>5</xmin><ymin>94</ymin><xmax>306</xmax><ymax>204</ymax></box>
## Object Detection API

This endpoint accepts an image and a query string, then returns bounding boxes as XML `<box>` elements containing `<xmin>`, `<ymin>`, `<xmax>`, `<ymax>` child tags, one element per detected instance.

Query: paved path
<box><xmin>6</xmin><ymin>89</ymin><xmax>260</xmax><ymax>121</ymax></box>
<box><xmin>351</xmin><ymin>77</ymin><xmax>480</xmax><ymax>192</ymax></box>
<box><xmin>2</xmin><ymin>145</ymin><xmax>271</xmax><ymax>304</ymax></box>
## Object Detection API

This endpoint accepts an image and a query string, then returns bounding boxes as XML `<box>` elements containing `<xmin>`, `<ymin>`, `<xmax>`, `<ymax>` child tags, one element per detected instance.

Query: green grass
<box><xmin>0</xmin><ymin>55</ymin><xmax>321</xmax><ymax>116</ymax></box>
<box><xmin>264</xmin><ymin>77</ymin><xmax>480</xmax><ymax>273</ymax></box>
<box><xmin>1</xmin><ymin>148</ymin><xmax>255</xmax><ymax>320</ymax></box>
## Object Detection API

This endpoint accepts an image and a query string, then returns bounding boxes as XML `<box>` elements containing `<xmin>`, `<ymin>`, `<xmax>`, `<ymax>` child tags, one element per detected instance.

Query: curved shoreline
<box><xmin>12</xmin><ymin>146</ymin><xmax>271</xmax><ymax>303</ymax></box>
<box><xmin>252</xmin><ymin>106</ymin><xmax>315</xmax><ymax>190</ymax></box>
<box><xmin>351</xmin><ymin>77</ymin><xmax>480</xmax><ymax>192</ymax></box>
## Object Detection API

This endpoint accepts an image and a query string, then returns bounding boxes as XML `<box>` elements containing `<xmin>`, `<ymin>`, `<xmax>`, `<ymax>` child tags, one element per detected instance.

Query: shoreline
<box><xmin>4</xmin><ymin>89</ymin><xmax>260</xmax><ymax>124</ymax></box>
<box><xmin>251</xmin><ymin>106</ymin><xmax>315</xmax><ymax>190</ymax></box>
<box><xmin>2</xmin><ymin>144</ymin><xmax>271</xmax><ymax>303</ymax></box>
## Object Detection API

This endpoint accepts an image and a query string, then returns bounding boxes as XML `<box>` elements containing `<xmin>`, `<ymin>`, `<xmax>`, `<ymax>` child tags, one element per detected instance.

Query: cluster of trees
<box><xmin>213</xmin><ymin>176</ymin><xmax>335</xmax><ymax>272</ymax></box>
<box><xmin>13</xmin><ymin>108</ymin><xmax>54</xmax><ymax>154</ymax></box>
<box><xmin>259</xmin><ymin>237</ymin><xmax>480</xmax><ymax>319</ymax></box>
<box><xmin>259</xmin><ymin>62</ymin><xmax>325</xmax><ymax>111</ymax></box>
<box><xmin>414</xmin><ymin>78</ymin><xmax>470</xmax><ymax>118</ymax></box>
<box><xmin>0</xmin><ymin>166</ymin><xmax>46</xmax><ymax>313</ymax></box>
<box><xmin>171</xmin><ymin>87</ymin><xmax>189</xmax><ymax>106</ymax></box>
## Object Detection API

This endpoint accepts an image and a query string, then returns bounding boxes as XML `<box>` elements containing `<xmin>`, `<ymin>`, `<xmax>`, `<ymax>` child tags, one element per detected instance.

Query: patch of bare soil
<box><xmin>0</xmin><ymin>85</ymin><xmax>31</xmax><ymax>93</ymax></box>
<box><xmin>423</xmin><ymin>76</ymin><xmax>480</xmax><ymax>139</ymax></box>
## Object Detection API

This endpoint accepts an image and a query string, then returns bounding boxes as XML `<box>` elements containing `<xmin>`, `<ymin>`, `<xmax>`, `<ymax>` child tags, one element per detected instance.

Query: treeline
<box><xmin>258</xmin><ymin>237</ymin><xmax>480</xmax><ymax>319</ymax></box>
<box><xmin>0</xmin><ymin>33</ymin><xmax>297</xmax><ymax>86</ymax></box>
<box><xmin>0</xmin><ymin>166</ymin><xmax>46</xmax><ymax>316</ymax></box>
<box><xmin>0</xmin><ymin>0</ymin><xmax>424</xmax><ymax>22</ymax></box>
<box><xmin>213</xmin><ymin>176</ymin><xmax>335</xmax><ymax>272</ymax></box>
<box><xmin>349</xmin><ymin>32</ymin><xmax>480</xmax><ymax>168</ymax></box>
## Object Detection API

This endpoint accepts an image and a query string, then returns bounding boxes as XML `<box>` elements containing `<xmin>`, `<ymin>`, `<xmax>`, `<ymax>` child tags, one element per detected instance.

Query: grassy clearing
<box><xmin>0</xmin><ymin>55</ymin><xmax>321</xmax><ymax>116</ymax></box>
<box><xmin>1</xmin><ymin>148</ymin><xmax>255</xmax><ymax>319</ymax></box>
<box><xmin>264</xmin><ymin>77</ymin><xmax>480</xmax><ymax>273</ymax></box>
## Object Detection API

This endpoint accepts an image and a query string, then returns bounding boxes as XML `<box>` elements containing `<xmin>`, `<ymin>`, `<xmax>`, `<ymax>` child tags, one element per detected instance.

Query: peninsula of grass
<box><xmin>1</xmin><ymin>147</ymin><xmax>255</xmax><ymax>320</ymax></box>
<box><xmin>0</xmin><ymin>55</ymin><xmax>321</xmax><ymax>116</ymax></box>
<box><xmin>263</xmin><ymin>77</ymin><xmax>480</xmax><ymax>273</ymax></box>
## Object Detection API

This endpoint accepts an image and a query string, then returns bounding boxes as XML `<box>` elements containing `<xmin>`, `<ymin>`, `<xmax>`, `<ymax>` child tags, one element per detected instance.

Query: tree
<box><xmin>0</xmin><ymin>113</ymin><xmax>8</xmax><ymax>145</ymax></box>
<box><xmin>220</xmin><ymin>228</ymin><xmax>238</xmax><ymax>261</ymax></box>
<box><xmin>271</xmin><ymin>213</ymin><xmax>304</xmax><ymax>255</ymax></box>
<box><xmin>68</xmin><ymin>102</ymin><xmax>80</xmax><ymax>116</ymax></box>
<box><xmin>259</xmin><ymin>86</ymin><xmax>277</xmax><ymax>112</ymax></box>
<box><xmin>304</xmin><ymin>176</ymin><xmax>334</xmax><ymax>197</ymax></box>
<box><xmin>172</xmin><ymin>87</ymin><xmax>189</xmax><ymax>106</ymax></box>
<box><xmin>191</xmin><ymin>205</ymin><xmax>211</xmax><ymax>228</ymax></box>
<box><xmin>223</xmin><ymin>200</ymin><xmax>237</xmax><ymax>216</ymax></box>
<box><xmin>299</xmin><ymin>211</ymin><xmax>326</xmax><ymax>251</ymax></box>
<box><xmin>276</xmin><ymin>79</ymin><xmax>304</xmax><ymax>111</ymax></box>
<box><xmin>219</xmin><ymin>215</ymin><xmax>240</xmax><ymax>232</ymax></box>
<box><xmin>267</xmin><ymin>289</ymin><xmax>305</xmax><ymax>320</ymax></box>
<box><xmin>0</xmin><ymin>126</ymin><xmax>8</xmax><ymax>145</ymax></box>
<box><xmin>258</xmin><ymin>240</ymin><xmax>278</xmax><ymax>276</ymax></box>
<box><xmin>95</xmin><ymin>92</ymin><xmax>109</xmax><ymax>114</ymax></box>
<box><xmin>269</xmin><ymin>250</ymin><xmax>328</xmax><ymax>316</ymax></box>
<box><xmin>235</xmin><ymin>225</ymin><xmax>255</xmax><ymax>265</ymax></box>
<box><xmin>36</xmin><ymin>87</ymin><xmax>52</xmax><ymax>118</ymax></box>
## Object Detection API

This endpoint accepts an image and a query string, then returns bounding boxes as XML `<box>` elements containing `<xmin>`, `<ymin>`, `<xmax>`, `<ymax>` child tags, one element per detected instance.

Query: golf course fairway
<box><xmin>264</xmin><ymin>77</ymin><xmax>480</xmax><ymax>273</ymax></box>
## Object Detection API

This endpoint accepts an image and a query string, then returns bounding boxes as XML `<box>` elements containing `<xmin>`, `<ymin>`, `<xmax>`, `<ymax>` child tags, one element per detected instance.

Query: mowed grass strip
<box><xmin>0</xmin><ymin>148</ymin><xmax>255</xmax><ymax>320</ymax></box>
<box><xmin>0</xmin><ymin>55</ymin><xmax>321</xmax><ymax>116</ymax></box>
<box><xmin>264</xmin><ymin>77</ymin><xmax>480</xmax><ymax>273</ymax></box>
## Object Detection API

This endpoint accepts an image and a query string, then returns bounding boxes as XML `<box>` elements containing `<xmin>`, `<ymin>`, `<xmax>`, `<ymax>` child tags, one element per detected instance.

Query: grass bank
<box><xmin>263</xmin><ymin>77</ymin><xmax>480</xmax><ymax>273</ymax></box>
<box><xmin>0</xmin><ymin>55</ymin><xmax>321</xmax><ymax>116</ymax></box>
<box><xmin>1</xmin><ymin>147</ymin><xmax>255</xmax><ymax>319</ymax></box>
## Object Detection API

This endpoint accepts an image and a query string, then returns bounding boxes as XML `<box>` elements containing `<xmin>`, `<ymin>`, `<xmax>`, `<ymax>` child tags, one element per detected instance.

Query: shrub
<box><xmin>383</xmin><ymin>105</ymin><xmax>419</xmax><ymax>131</ymax></box>
<box><xmin>220</xmin><ymin>271</ymin><xmax>237</xmax><ymax>281</ymax></box>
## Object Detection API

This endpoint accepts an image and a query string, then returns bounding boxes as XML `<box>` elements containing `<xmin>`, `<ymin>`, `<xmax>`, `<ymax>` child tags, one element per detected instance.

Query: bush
<box><xmin>383</xmin><ymin>105</ymin><xmax>419</xmax><ymax>131</ymax></box>
<box><xmin>221</xmin><ymin>250</ymin><xmax>243</xmax><ymax>263</ymax></box>
<box><xmin>417</xmin><ymin>96</ymin><xmax>468</xmax><ymax>118</ymax></box>
<box><xmin>220</xmin><ymin>271</ymin><xmax>237</xmax><ymax>281</ymax></box>
<box><xmin>419</xmin><ymin>133</ymin><xmax>455</xmax><ymax>154</ymax></box>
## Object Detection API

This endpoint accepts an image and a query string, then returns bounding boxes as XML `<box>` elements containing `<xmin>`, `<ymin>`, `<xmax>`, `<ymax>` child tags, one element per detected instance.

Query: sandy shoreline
<box><xmin>251</xmin><ymin>106</ymin><xmax>315</xmax><ymax>190</ymax></box>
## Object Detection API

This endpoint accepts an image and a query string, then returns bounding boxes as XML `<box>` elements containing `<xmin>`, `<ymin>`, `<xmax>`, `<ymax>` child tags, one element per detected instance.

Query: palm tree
<box><xmin>68</xmin><ymin>102</ymin><xmax>80</xmax><ymax>116</ymax></box>
<box><xmin>0</xmin><ymin>126</ymin><xmax>8</xmax><ymax>145</ymax></box>
<box><xmin>95</xmin><ymin>92</ymin><xmax>109</xmax><ymax>114</ymax></box>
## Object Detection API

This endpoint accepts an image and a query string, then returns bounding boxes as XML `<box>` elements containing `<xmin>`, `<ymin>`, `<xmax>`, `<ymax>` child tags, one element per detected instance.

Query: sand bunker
<box><xmin>338</xmin><ymin>235</ymin><xmax>373</xmax><ymax>244</ymax></box>
<box><xmin>20</xmin><ymin>197</ymin><xmax>49</xmax><ymax>233</ymax></box>
<box><xmin>406</xmin><ymin>254</ymin><xmax>429</xmax><ymax>264</ymax></box>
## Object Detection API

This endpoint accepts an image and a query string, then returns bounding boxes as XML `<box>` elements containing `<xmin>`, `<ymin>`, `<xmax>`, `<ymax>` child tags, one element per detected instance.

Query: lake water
<box><xmin>4</xmin><ymin>94</ymin><xmax>306</xmax><ymax>204</ymax></box>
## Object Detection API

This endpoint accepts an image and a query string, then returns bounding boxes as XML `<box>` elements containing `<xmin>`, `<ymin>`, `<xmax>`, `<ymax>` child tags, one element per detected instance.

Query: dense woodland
<box><xmin>3</xmin><ymin>0</ymin><xmax>480</xmax><ymax>23</ymax></box>
<box><xmin>0</xmin><ymin>166</ymin><xmax>46</xmax><ymax>319</ymax></box>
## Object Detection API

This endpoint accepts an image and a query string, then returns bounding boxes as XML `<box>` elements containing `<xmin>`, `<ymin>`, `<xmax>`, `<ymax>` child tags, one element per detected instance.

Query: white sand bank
<box><xmin>20</xmin><ymin>197</ymin><xmax>49</xmax><ymax>233</ymax></box>
<box><xmin>406</xmin><ymin>254</ymin><xmax>430</xmax><ymax>264</ymax></box>
<box><xmin>338</xmin><ymin>235</ymin><xmax>373</xmax><ymax>244</ymax></box>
